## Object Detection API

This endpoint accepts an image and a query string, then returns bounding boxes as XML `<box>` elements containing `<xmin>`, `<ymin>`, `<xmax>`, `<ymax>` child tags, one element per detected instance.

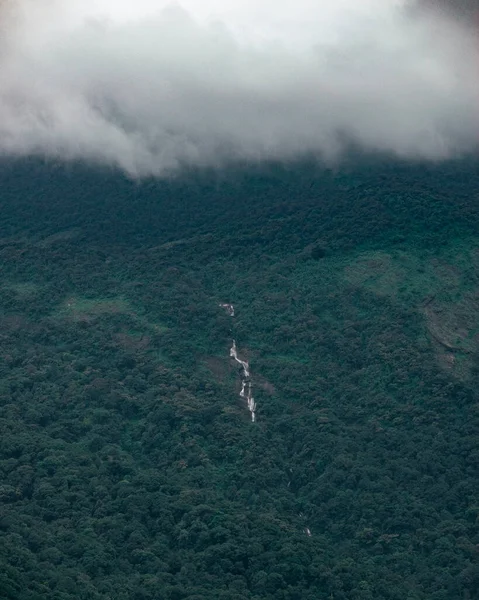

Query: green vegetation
<box><xmin>0</xmin><ymin>156</ymin><xmax>478</xmax><ymax>599</ymax></box>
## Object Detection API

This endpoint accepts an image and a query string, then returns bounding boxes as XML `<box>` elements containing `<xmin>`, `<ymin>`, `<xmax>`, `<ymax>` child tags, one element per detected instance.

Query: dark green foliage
<box><xmin>311</xmin><ymin>245</ymin><xmax>327</xmax><ymax>260</ymax></box>
<box><xmin>0</xmin><ymin>156</ymin><xmax>478</xmax><ymax>599</ymax></box>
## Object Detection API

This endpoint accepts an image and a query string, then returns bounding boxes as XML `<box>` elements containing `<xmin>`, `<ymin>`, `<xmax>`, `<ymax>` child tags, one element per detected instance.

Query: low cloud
<box><xmin>0</xmin><ymin>0</ymin><xmax>477</xmax><ymax>176</ymax></box>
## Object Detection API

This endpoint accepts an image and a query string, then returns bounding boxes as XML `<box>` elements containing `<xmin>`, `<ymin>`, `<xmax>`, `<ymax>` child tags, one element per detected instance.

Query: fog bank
<box><xmin>0</xmin><ymin>0</ymin><xmax>477</xmax><ymax>176</ymax></box>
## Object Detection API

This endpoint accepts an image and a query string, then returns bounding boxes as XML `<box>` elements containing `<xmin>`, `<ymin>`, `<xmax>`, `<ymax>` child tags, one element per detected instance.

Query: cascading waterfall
<box><xmin>219</xmin><ymin>303</ymin><xmax>313</xmax><ymax>536</ymax></box>
<box><xmin>230</xmin><ymin>340</ymin><xmax>256</xmax><ymax>422</ymax></box>
<box><xmin>220</xmin><ymin>303</ymin><xmax>256</xmax><ymax>422</ymax></box>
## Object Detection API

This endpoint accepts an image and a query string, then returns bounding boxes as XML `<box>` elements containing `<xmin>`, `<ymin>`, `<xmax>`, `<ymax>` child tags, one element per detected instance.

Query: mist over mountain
<box><xmin>0</xmin><ymin>0</ymin><xmax>477</xmax><ymax>176</ymax></box>
<box><xmin>1</xmin><ymin>3</ymin><xmax>479</xmax><ymax>599</ymax></box>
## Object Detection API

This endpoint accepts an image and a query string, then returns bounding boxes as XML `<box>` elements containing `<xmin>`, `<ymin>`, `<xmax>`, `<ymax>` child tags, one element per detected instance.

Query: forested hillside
<box><xmin>0</xmin><ymin>156</ymin><xmax>478</xmax><ymax>600</ymax></box>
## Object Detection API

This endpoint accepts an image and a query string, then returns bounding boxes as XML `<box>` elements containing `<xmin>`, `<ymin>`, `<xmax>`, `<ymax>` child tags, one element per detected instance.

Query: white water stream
<box><xmin>219</xmin><ymin>303</ymin><xmax>314</xmax><ymax>535</ymax></box>
<box><xmin>230</xmin><ymin>340</ymin><xmax>256</xmax><ymax>422</ymax></box>
<box><xmin>220</xmin><ymin>303</ymin><xmax>256</xmax><ymax>422</ymax></box>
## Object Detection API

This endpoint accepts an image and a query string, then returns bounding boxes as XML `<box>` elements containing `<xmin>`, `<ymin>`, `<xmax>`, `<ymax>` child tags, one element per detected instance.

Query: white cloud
<box><xmin>0</xmin><ymin>0</ymin><xmax>477</xmax><ymax>176</ymax></box>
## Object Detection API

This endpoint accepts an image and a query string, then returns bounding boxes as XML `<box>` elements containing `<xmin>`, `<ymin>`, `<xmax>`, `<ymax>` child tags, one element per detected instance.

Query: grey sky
<box><xmin>0</xmin><ymin>0</ymin><xmax>477</xmax><ymax>176</ymax></box>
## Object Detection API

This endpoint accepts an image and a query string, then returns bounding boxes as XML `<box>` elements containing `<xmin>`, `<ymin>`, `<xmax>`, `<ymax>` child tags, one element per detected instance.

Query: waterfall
<box><xmin>220</xmin><ymin>303</ymin><xmax>256</xmax><ymax>422</ymax></box>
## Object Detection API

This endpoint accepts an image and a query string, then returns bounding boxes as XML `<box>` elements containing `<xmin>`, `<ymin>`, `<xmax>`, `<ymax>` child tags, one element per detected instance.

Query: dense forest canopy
<box><xmin>0</xmin><ymin>155</ymin><xmax>478</xmax><ymax>599</ymax></box>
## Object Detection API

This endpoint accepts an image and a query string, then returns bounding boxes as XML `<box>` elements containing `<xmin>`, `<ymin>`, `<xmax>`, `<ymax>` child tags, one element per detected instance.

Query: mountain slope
<box><xmin>0</xmin><ymin>157</ymin><xmax>478</xmax><ymax>600</ymax></box>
